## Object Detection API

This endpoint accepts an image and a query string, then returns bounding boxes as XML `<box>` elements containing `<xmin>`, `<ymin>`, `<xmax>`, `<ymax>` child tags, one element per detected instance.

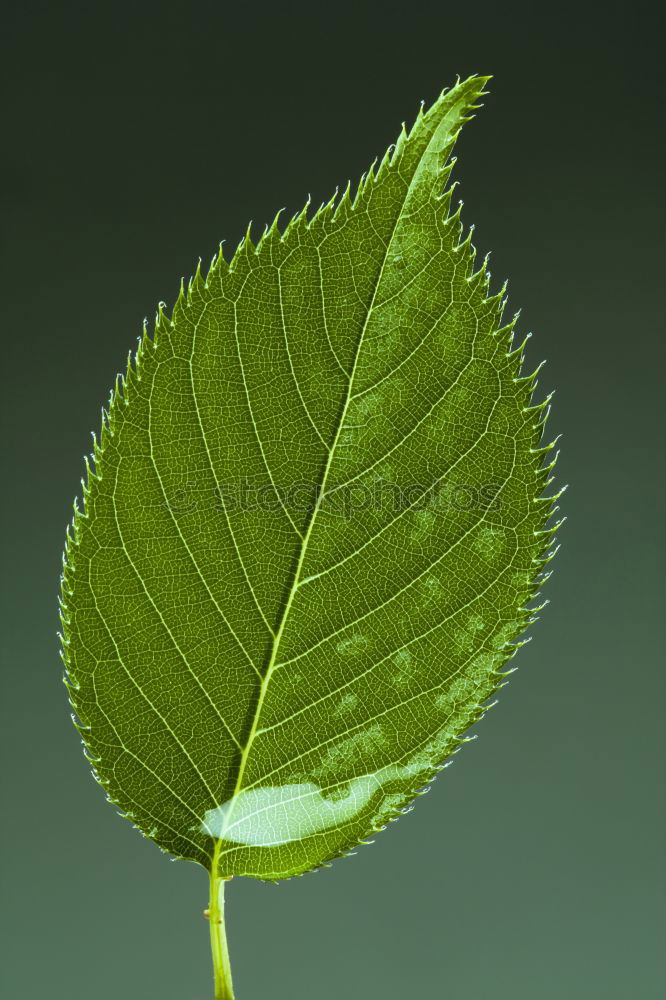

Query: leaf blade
<box><xmin>61</xmin><ymin>75</ymin><xmax>559</xmax><ymax>879</ymax></box>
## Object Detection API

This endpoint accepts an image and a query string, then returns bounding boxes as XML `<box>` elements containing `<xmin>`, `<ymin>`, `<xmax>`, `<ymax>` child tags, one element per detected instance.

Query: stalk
<box><xmin>208</xmin><ymin>868</ymin><xmax>234</xmax><ymax>1000</ymax></box>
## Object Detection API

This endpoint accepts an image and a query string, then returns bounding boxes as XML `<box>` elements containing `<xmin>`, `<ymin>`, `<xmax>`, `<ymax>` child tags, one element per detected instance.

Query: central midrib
<box><xmin>216</xmin><ymin>109</ymin><xmax>459</xmax><ymax>857</ymax></box>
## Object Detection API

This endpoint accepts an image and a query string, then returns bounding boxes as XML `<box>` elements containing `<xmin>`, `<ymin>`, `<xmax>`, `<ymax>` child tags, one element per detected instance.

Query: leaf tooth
<box><xmin>443</xmin><ymin>195</ymin><xmax>464</xmax><ymax>245</ymax></box>
<box><xmin>527</xmin><ymin>405</ymin><xmax>555</xmax><ymax>453</ymax></box>
<box><xmin>493</xmin><ymin>311</ymin><xmax>518</xmax><ymax>350</ymax></box>
<box><xmin>173</xmin><ymin>276</ymin><xmax>187</xmax><ymax>320</ymax></box>
<box><xmin>505</xmin><ymin>636</ymin><xmax>533</xmax><ymax>656</ymax></box>
<box><xmin>531</xmin><ymin>495</ymin><xmax>561</xmax><ymax>527</ymax></box>
<box><xmin>320</xmin><ymin>185</ymin><xmax>340</xmax><ymax>223</ymax></box>
<box><xmin>58</xmin><ymin>624</ymin><xmax>72</xmax><ymax>656</ymax></box>
<box><xmin>64</xmin><ymin>518</ymin><xmax>75</xmax><ymax>547</ymax></box>
<box><xmin>391</xmin><ymin>97</ymin><xmax>427</xmax><ymax>166</ymax></box>
<box><xmin>58</xmin><ymin>589</ymin><xmax>72</xmax><ymax>620</ymax></box>
<box><xmin>547</xmin><ymin>482</ymin><xmax>568</xmax><ymax>504</ymax></box>
<box><xmin>532</xmin><ymin>465</ymin><xmax>560</xmax><ymax>506</ymax></box>
<box><xmin>537</xmin><ymin>464</ymin><xmax>559</xmax><ymax>499</ymax></box>
<box><xmin>90</xmin><ymin>430</ymin><xmax>102</xmax><ymax>467</ymax></box>
<box><xmin>81</xmin><ymin>454</ymin><xmax>96</xmax><ymax>493</ymax></box>
<box><xmin>537</xmin><ymin>569</ymin><xmax>554</xmax><ymax>588</ymax></box>
<box><xmin>530</xmin><ymin>432</ymin><xmax>562</xmax><ymax>459</ymax></box>
<box><xmin>525</xmin><ymin>598</ymin><xmax>550</xmax><ymax>615</ymax></box>
<box><xmin>534</xmin><ymin>404</ymin><xmax>553</xmax><ymax>438</ymax></box>
<box><xmin>489</xmin><ymin>279</ymin><xmax>509</xmax><ymax>308</ymax></box>
<box><xmin>278</xmin><ymin>215</ymin><xmax>295</xmax><ymax>242</ymax></box>
<box><xmin>229</xmin><ymin>222</ymin><xmax>256</xmax><ymax>272</ymax></box>
<box><xmin>531</xmin><ymin>452</ymin><xmax>559</xmax><ymax>486</ymax></box>
<box><xmin>303</xmin><ymin>188</ymin><xmax>338</xmax><ymax>236</ymax></box>
<box><xmin>279</xmin><ymin>195</ymin><xmax>312</xmax><ymax>241</ymax></box>
<box><xmin>105</xmin><ymin>378</ymin><xmax>128</xmax><ymax>441</ymax></box>
<box><xmin>499</xmin><ymin>664</ymin><xmax>519</xmax><ymax>681</ymax></box>
<box><xmin>330</xmin><ymin>179</ymin><xmax>352</xmax><ymax>224</ymax></box>
<box><xmin>122</xmin><ymin>346</ymin><xmax>140</xmax><ymax>402</ymax></box>
<box><xmin>524</xmin><ymin>357</ymin><xmax>547</xmax><ymax>390</ymax></box>
<box><xmin>522</xmin><ymin>573</ymin><xmax>550</xmax><ymax>603</ymax></box>
<box><xmin>73</xmin><ymin>706</ymin><xmax>93</xmax><ymax>734</ymax></box>
<box><xmin>188</xmin><ymin>257</ymin><xmax>206</xmax><ymax>301</ymax></box>
<box><xmin>204</xmin><ymin>242</ymin><xmax>227</xmax><ymax>283</ymax></box>
<box><xmin>430</xmin><ymin>130</ymin><xmax>462</xmax><ymax>192</ymax></box>
<box><xmin>59</xmin><ymin>582</ymin><xmax>71</xmax><ymax>612</ymax></box>
<box><xmin>534</xmin><ymin>517</ymin><xmax>566</xmax><ymax>545</ymax></box>
<box><xmin>153</xmin><ymin>299</ymin><xmax>171</xmax><ymax>342</ymax></box>
<box><xmin>546</xmin><ymin>514</ymin><xmax>566</xmax><ymax>536</ymax></box>
<box><xmin>79</xmin><ymin>486</ymin><xmax>90</xmax><ymax>520</ymax></box>
<box><xmin>534</xmin><ymin>543</ymin><xmax>562</xmax><ymax>569</ymax></box>
<box><xmin>523</xmin><ymin>608</ymin><xmax>545</xmax><ymax>625</ymax></box>
<box><xmin>64</xmin><ymin>503</ymin><xmax>80</xmax><ymax>557</ymax></box>
<box><xmin>455</xmin><ymin>220</ymin><xmax>476</xmax><ymax>259</ymax></box>
<box><xmin>389</xmin><ymin>121</ymin><xmax>409</xmax><ymax>166</ymax></box>
<box><xmin>352</xmin><ymin>157</ymin><xmax>379</xmax><ymax>209</ymax></box>
<box><xmin>524</xmin><ymin>389</ymin><xmax>555</xmax><ymax>419</ymax></box>
<box><xmin>446</xmin><ymin>184</ymin><xmax>462</xmax><ymax>213</ymax></box>
<box><xmin>228</xmin><ymin>233</ymin><xmax>247</xmax><ymax>273</ymax></box>
<box><xmin>185</xmin><ymin>267</ymin><xmax>197</xmax><ymax>302</ymax></box>
<box><xmin>218</xmin><ymin>241</ymin><xmax>230</xmax><ymax>273</ymax></box>
<box><xmin>377</xmin><ymin>138</ymin><xmax>397</xmax><ymax>176</ymax></box>
<box><xmin>435</xmin><ymin>171</ymin><xmax>456</xmax><ymax>216</ymax></box>
<box><xmin>295</xmin><ymin>193</ymin><xmax>314</xmax><ymax>227</ymax></box>
<box><xmin>467</xmin><ymin>251</ymin><xmax>492</xmax><ymax>292</ymax></box>
<box><xmin>255</xmin><ymin>206</ymin><xmax>286</xmax><ymax>253</ymax></box>
<box><xmin>88</xmin><ymin>441</ymin><xmax>103</xmax><ymax>483</ymax></box>
<box><xmin>506</xmin><ymin>330</ymin><xmax>533</xmax><ymax>367</ymax></box>
<box><xmin>98</xmin><ymin>406</ymin><xmax>112</xmax><ymax>451</ymax></box>
<box><xmin>114</xmin><ymin>369</ymin><xmax>127</xmax><ymax>407</ymax></box>
<box><xmin>374</xmin><ymin>136</ymin><xmax>400</xmax><ymax>185</ymax></box>
<box><xmin>107</xmin><ymin>378</ymin><xmax>124</xmax><ymax>427</ymax></box>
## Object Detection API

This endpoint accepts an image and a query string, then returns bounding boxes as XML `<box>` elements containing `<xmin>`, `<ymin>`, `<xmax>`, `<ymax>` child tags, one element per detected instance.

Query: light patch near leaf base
<box><xmin>201</xmin><ymin>765</ymin><xmax>419</xmax><ymax>848</ymax></box>
<box><xmin>60</xmin><ymin>75</ymin><xmax>561</xmax><ymax>883</ymax></box>
<box><xmin>201</xmin><ymin>720</ymin><xmax>466</xmax><ymax>849</ymax></box>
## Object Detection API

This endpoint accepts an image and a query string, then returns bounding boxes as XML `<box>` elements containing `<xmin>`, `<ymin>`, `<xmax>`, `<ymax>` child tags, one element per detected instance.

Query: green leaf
<box><xmin>60</xmin><ymin>75</ymin><xmax>559</xmax><ymax>884</ymax></box>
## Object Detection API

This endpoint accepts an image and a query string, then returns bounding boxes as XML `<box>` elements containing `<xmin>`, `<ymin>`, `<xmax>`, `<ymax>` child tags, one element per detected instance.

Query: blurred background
<box><xmin>1</xmin><ymin>2</ymin><xmax>663</xmax><ymax>997</ymax></box>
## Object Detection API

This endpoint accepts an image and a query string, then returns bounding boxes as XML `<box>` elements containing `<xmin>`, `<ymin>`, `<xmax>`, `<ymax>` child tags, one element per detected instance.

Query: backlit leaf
<box><xmin>60</xmin><ymin>75</ymin><xmax>560</xmax><ymax>883</ymax></box>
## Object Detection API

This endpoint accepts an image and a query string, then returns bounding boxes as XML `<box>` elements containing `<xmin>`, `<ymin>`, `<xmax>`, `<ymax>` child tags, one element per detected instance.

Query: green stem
<box><xmin>209</xmin><ymin>867</ymin><xmax>234</xmax><ymax>1000</ymax></box>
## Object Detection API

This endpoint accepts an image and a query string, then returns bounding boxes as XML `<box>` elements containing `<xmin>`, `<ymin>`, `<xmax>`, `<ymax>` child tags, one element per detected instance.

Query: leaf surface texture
<box><xmin>61</xmin><ymin>77</ymin><xmax>558</xmax><ymax>879</ymax></box>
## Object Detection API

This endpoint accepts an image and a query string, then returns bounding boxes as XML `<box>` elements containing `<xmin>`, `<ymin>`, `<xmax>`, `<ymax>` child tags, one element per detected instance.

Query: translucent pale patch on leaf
<box><xmin>390</xmin><ymin>647</ymin><xmax>419</xmax><ymax>688</ymax></box>
<box><xmin>512</xmin><ymin>569</ymin><xmax>532</xmax><ymax>591</ymax></box>
<box><xmin>335</xmin><ymin>692</ymin><xmax>359</xmax><ymax>715</ymax></box>
<box><xmin>466</xmin><ymin>613</ymin><xmax>486</xmax><ymax>633</ymax></box>
<box><xmin>336</xmin><ymin>634</ymin><xmax>368</xmax><ymax>657</ymax></box>
<box><xmin>454</xmin><ymin>628</ymin><xmax>476</xmax><ymax>653</ymax></box>
<box><xmin>201</xmin><ymin>752</ymin><xmax>442</xmax><ymax>848</ymax></box>
<box><xmin>314</xmin><ymin>723</ymin><xmax>386</xmax><ymax>780</ymax></box>
<box><xmin>436</xmin><ymin>650</ymin><xmax>500</xmax><ymax>711</ymax></box>
<box><xmin>373</xmin><ymin>461</ymin><xmax>394</xmax><ymax>482</ymax></box>
<box><xmin>495</xmin><ymin>621</ymin><xmax>521</xmax><ymax>649</ymax></box>
<box><xmin>474</xmin><ymin>525</ymin><xmax>506</xmax><ymax>560</ymax></box>
<box><xmin>411</xmin><ymin>509</ymin><xmax>436</xmax><ymax>542</ymax></box>
<box><xmin>421</xmin><ymin>574</ymin><xmax>444</xmax><ymax>604</ymax></box>
<box><xmin>372</xmin><ymin>792</ymin><xmax>408</xmax><ymax>831</ymax></box>
<box><xmin>348</xmin><ymin>390</ymin><xmax>384</xmax><ymax>421</ymax></box>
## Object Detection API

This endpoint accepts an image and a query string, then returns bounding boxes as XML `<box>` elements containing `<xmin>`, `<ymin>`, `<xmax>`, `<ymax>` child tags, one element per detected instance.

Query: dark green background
<box><xmin>2</xmin><ymin>2</ymin><xmax>663</xmax><ymax>997</ymax></box>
